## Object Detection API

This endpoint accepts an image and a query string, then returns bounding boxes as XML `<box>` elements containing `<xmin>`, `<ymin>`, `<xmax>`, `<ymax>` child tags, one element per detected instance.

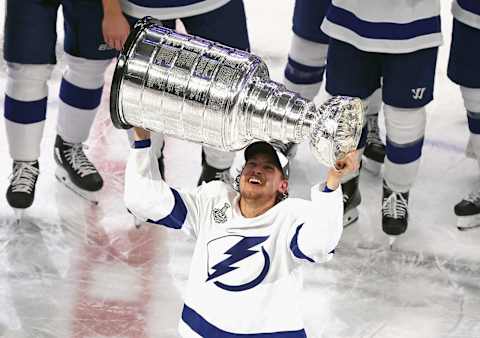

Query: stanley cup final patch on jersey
<box><xmin>211</xmin><ymin>203</ymin><xmax>231</xmax><ymax>224</ymax></box>
<box><xmin>205</xmin><ymin>235</ymin><xmax>270</xmax><ymax>292</ymax></box>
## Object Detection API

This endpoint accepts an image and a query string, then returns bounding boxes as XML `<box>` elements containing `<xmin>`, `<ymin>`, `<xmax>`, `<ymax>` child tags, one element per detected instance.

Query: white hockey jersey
<box><xmin>120</xmin><ymin>0</ymin><xmax>231</xmax><ymax>20</ymax></box>
<box><xmin>124</xmin><ymin>145</ymin><xmax>343</xmax><ymax>337</ymax></box>
<box><xmin>452</xmin><ymin>0</ymin><xmax>480</xmax><ymax>29</ymax></box>
<box><xmin>321</xmin><ymin>0</ymin><xmax>443</xmax><ymax>53</ymax></box>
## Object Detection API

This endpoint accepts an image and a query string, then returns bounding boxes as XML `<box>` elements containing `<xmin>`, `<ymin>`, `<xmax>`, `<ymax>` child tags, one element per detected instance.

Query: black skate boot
<box><xmin>454</xmin><ymin>190</ymin><xmax>480</xmax><ymax>231</ymax></box>
<box><xmin>197</xmin><ymin>151</ymin><xmax>231</xmax><ymax>186</ymax></box>
<box><xmin>54</xmin><ymin>135</ymin><xmax>103</xmax><ymax>203</ymax></box>
<box><xmin>6</xmin><ymin>160</ymin><xmax>39</xmax><ymax>218</ymax></box>
<box><xmin>363</xmin><ymin>114</ymin><xmax>385</xmax><ymax>175</ymax></box>
<box><xmin>382</xmin><ymin>180</ymin><xmax>409</xmax><ymax>243</ymax></box>
<box><xmin>342</xmin><ymin>175</ymin><xmax>361</xmax><ymax>227</ymax></box>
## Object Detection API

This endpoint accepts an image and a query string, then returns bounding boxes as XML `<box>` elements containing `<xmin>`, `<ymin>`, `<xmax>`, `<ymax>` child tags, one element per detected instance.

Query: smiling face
<box><xmin>239</xmin><ymin>153</ymin><xmax>288</xmax><ymax>205</ymax></box>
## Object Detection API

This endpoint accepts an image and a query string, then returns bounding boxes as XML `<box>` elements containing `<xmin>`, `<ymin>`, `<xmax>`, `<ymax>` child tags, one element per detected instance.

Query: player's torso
<box><xmin>194</xmin><ymin>196</ymin><xmax>297</xmax><ymax>292</ymax></box>
<box><xmin>181</xmin><ymin>196</ymin><xmax>305</xmax><ymax>334</ymax></box>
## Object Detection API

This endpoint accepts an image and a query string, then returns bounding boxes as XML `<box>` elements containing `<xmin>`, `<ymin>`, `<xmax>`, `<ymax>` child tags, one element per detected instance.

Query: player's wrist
<box><xmin>102</xmin><ymin>0</ymin><xmax>123</xmax><ymax>16</ymax></box>
<box><xmin>132</xmin><ymin>127</ymin><xmax>150</xmax><ymax>141</ymax></box>
<box><xmin>325</xmin><ymin>171</ymin><xmax>341</xmax><ymax>191</ymax></box>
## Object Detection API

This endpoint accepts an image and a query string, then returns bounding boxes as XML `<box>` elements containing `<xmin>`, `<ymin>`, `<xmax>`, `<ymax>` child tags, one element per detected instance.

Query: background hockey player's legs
<box><xmin>448</xmin><ymin>19</ymin><xmax>480</xmax><ymax>163</ymax></box>
<box><xmin>57</xmin><ymin>54</ymin><xmax>112</xmax><ymax>144</ymax></box>
<box><xmin>284</xmin><ymin>36</ymin><xmax>328</xmax><ymax>100</ymax></box>
<box><xmin>3</xmin><ymin>0</ymin><xmax>59</xmax><ymax>161</ymax></box>
<box><xmin>283</xmin><ymin>0</ymin><xmax>330</xmax><ymax>100</ymax></box>
<box><xmin>383</xmin><ymin>105</ymin><xmax>426</xmax><ymax>193</ymax></box>
<box><xmin>4</xmin><ymin>64</ymin><xmax>52</xmax><ymax>160</ymax></box>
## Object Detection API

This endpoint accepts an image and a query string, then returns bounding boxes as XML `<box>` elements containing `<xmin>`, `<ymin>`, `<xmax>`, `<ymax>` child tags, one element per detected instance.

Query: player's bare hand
<box><xmin>325</xmin><ymin>151</ymin><xmax>359</xmax><ymax>190</ymax></box>
<box><xmin>102</xmin><ymin>12</ymin><xmax>130</xmax><ymax>51</ymax></box>
<box><xmin>132</xmin><ymin>127</ymin><xmax>150</xmax><ymax>141</ymax></box>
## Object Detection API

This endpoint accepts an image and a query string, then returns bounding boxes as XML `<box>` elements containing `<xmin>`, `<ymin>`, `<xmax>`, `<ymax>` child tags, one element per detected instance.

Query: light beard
<box><xmin>240</xmin><ymin>188</ymin><xmax>260</xmax><ymax>201</ymax></box>
<box><xmin>239</xmin><ymin>188</ymin><xmax>276</xmax><ymax>206</ymax></box>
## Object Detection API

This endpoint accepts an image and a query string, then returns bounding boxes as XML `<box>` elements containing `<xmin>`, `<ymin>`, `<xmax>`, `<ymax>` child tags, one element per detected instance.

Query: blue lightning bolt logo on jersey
<box><xmin>206</xmin><ymin>235</ymin><xmax>270</xmax><ymax>292</ymax></box>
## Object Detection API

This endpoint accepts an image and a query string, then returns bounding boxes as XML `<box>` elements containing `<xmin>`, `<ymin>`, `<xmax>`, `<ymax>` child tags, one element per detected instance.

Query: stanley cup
<box><xmin>110</xmin><ymin>17</ymin><xmax>364</xmax><ymax>168</ymax></box>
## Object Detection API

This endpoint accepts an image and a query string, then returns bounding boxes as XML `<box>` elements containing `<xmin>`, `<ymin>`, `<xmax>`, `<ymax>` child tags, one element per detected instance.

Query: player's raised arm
<box><xmin>124</xmin><ymin>127</ymin><xmax>200</xmax><ymax>236</ymax></box>
<box><xmin>288</xmin><ymin>151</ymin><xmax>359</xmax><ymax>264</ymax></box>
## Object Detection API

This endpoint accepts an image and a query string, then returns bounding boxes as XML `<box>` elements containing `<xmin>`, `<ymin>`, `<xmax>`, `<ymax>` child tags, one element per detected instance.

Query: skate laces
<box><xmin>366</xmin><ymin>115</ymin><xmax>382</xmax><ymax>145</ymax></box>
<box><xmin>10</xmin><ymin>162</ymin><xmax>39</xmax><ymax>193</ymax></box>
<box><xmin>63</xmin><ymin>142</ymin><xmax>98</xmax><ymax>177</ymax></box>
<box><xmin>383</xmin><ymin>190</ymin><xmax>408</xmax><ymax>219</ymax></box>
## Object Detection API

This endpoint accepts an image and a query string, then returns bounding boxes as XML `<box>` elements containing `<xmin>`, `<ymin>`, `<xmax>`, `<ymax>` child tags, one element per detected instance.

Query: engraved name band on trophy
<box><xmin>110</xmin><ymin>17</ymin><xmax>364</xmax><ymax>168</ymax></box>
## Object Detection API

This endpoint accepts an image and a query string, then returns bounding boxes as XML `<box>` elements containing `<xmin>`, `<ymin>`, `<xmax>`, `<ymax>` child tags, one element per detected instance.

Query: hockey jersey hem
<box><xmin>120</xmin><ymin>0</ymin><xmax>231</xmax><ymax>20</ymax></box>
<box><xmin>452</xmin><ymin>1</ymin><xmax>480</xmax><ymax>30</ymax></box>
<box><xmin>179</xmin><ymin>304</ymin><xmax>307</xmax><ymax>337</ymax></box>
<box><xmin>321</xmin><ymin>19</ymin><xmax>443</xmax><ymax>53</ymax></box>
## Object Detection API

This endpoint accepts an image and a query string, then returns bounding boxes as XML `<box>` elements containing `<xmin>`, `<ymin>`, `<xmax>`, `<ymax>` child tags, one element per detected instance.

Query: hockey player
<box><xmin>125</xmin><ymin>126</ymin><xmax>358</xmax><ymax>337</ymax></box>
<box><xmin>102</xmin><ymin>0</ymin><xmax>251</xmax><ymax>184</ymax></box>
<box><xmin>4</xmin><ymin>0</ymin><xmax>118</xmax><ymax>216</ymax></box>
<box><xmin>281</xmin><ymin>0</ymin><xmax>384</xmax><ymax>226</ymax></box>
<box><xmin>448</xmin><ymin>0</ymin><xmax>480</xmax><ymax>230</ymax></box>
<box><xmin>321</xmin><ymin>0</ymin><xmax>442</xmax><ymax>238</ymax></box>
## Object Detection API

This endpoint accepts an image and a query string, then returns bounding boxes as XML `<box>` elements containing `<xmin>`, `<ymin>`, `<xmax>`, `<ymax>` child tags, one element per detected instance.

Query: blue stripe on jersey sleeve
<box><xmin>458</xmin><ymin>0</ymin><xmax>480</xmax><ymax>15</ymax></box>
<box><xmin>289</xmin><ymin>224</ymin><xmax>315</xmax><ymax>263</ymax></box>
<box><xmin>182</xmin><ymin>304</ymin><xmax>308</xmax><ymax>337</ymax></box>
<box><xmin>147</xmin><ymin>188</ymin><xmax>187</xmax><ymax>229</ymax></box>
<box><xmin>129</xmin><ymin>0</ymin><xmax>205</xmax><ymax>8</ymax></box>
<box><xmin>322</xmin><ymin>186</ymin><xmax>335</xmax><ymax>193</ymax></box>
<box><xmin>326</xmin><ymin>4</ymin><xmax>441</xmax><ymax>40</ymax></box>
<box><xmin>133</xmin><ymin>139</ymin><xmax>151</xmax><ymax>149</ymax></box>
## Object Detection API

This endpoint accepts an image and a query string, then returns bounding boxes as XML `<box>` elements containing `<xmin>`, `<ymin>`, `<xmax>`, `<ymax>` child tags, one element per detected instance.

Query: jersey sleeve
<box><xmin>287</xmin><ymin>183</ymin><xmax>343</xmax><ymax>264</ymax></box>
<box><xmin>124</xmin><ymin>142</ymin><xmax>201</xmax><ymax>237</ymax></box>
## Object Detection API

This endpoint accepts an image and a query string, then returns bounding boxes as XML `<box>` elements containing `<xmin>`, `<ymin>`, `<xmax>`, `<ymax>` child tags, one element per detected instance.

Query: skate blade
<box><xmin>465</xmin><ymin>138</ymin><xmax>475</xmax><ymax>159</ymax></box>
<box><xmin>55</xmin><ymin>166</ymin><xmax>99</xmax><ymax>206</ymax></box>
<box><xmin>13</xmin><ymin>208</ymin><xmax>25</xmax><ymax>223</ymax></box>
<box><xmin>457</xmin><ymin>214</ymin><xmax>480</xmax><ymax>231</ymax></box>
<box><xmin>362</xmin><ymin>157</ymin><xmax>382</xmax><ymax>175</ymax></box>
<box><xmin>388</xmin><ymin>236</ymin><xmax>397</xmax><ymax>249</ymax></box>
<box><xmin>343</xmin><ymin>208</ymin><xmax>359</xmax><ymax>228</ymax></box>
<box><xmin>134</xmin><ymin>216</ymin><xmax>143</xmax><ymax>229</ymax></box>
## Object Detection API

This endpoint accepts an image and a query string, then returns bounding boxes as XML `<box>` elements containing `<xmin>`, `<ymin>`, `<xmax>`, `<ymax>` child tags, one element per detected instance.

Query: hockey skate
<box><xmin>455</xmin><ymin>190</ymin><xmax>480</xmax><ymax>231</ymax></box>
<box><xmin>54</xmin><ymin>135</ymin><xmax>103</xmax><ymax>205</ymax></box>
<box><xmin>363</xmin><ymin>114</ymin><xmax>385</xmax><ymax>175</ymax></box>
<box><xmin>342</xmin><ymin>175</ymin><xmax>361</xmax><ymax>227</ymax></box>
<box><xmin>382</xmin><ymin>180</ymin><xmax>409</xmax><ymax>247</ymax></box>
<box><xmin>197</xmin><ymin>151</ymin><xmax>231</xmax><ymax>186</ymax></box>
<box><xmin>6</xmin><ymin>160</ymin><xmax>39</xmax><ymax>221</ymax></box>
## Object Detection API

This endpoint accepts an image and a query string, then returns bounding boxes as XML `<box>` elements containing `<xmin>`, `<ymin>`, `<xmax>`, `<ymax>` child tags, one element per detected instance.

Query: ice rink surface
<box><xmin>0</xmin><ymin>1</ymin><xmax>479</xmax><ymax>337</ymax></box>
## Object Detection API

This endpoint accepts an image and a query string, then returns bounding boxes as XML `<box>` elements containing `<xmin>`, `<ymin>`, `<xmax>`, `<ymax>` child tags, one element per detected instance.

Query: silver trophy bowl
<box><xmin>110</xmin><ymin>17</ymin><xmax>364</xmax><ymax>167</ymax></box>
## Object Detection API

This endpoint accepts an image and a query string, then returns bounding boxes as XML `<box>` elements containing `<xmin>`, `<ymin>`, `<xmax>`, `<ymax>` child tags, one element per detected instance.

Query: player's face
<box><xmin>239</xmin><ymin>153</ymin><xmax>288</xmax><ymax>203</ymax></box>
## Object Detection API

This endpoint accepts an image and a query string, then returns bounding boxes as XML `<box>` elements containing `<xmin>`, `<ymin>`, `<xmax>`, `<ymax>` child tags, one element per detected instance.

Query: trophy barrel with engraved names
<box><xmin>110</xmin><ymin>17</ymin><xmax>364</xmax><ymax>167</ymax></box>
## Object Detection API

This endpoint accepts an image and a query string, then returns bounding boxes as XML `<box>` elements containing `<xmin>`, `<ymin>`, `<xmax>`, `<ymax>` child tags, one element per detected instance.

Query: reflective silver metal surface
<box><xmin>110</xmin><ymin>17</ymin><xmax>363</xmax><ymax>167</ymax></box>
